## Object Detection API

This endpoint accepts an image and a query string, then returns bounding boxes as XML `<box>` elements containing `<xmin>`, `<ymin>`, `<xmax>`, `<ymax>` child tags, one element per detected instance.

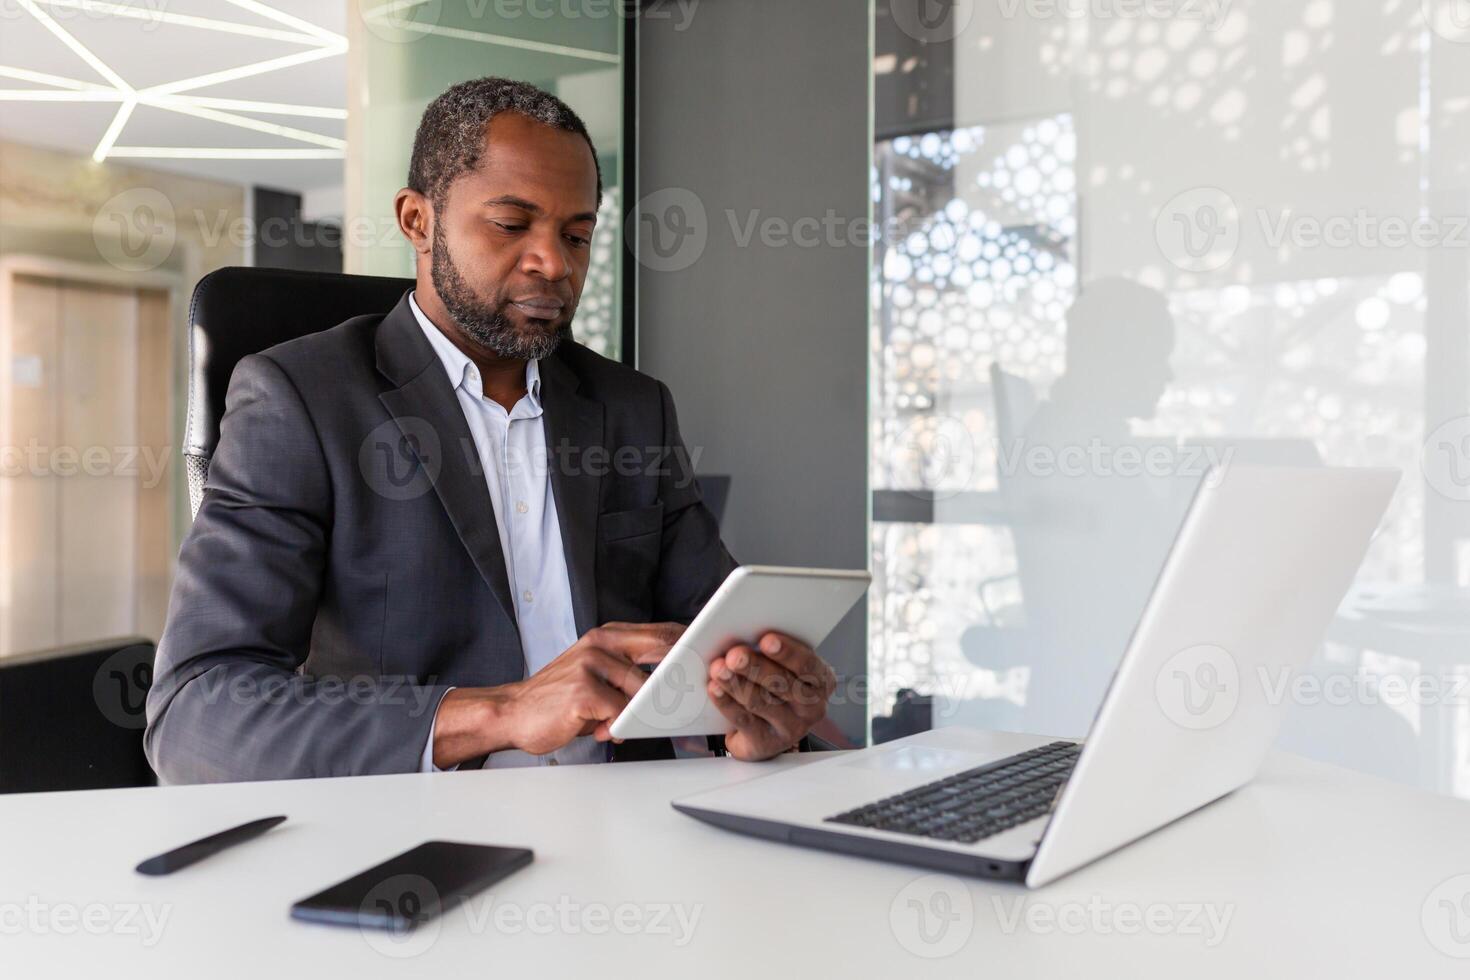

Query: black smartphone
<box><xmin>290</xmin><ymin>841</ymin><xmax>534</xmax><ymax>931</ymax></box>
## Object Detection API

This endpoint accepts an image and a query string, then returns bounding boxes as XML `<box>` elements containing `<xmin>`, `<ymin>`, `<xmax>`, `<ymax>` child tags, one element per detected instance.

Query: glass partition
<box><xmin>870</xmin><ymin>0</ymin><xmax>1470</xmax><ymax>798</ymax></box>
<box><xmin>348</xmin><ymin>0</ymin><xmax>627</xmax><ymax>359</ymax></box>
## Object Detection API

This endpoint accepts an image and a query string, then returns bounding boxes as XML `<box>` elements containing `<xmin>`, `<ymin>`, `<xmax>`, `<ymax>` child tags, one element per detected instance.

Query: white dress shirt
<box><xmin>409</xmin><ymin>291</ymin><xmax>608</xmax><ymax>771</ymax></box>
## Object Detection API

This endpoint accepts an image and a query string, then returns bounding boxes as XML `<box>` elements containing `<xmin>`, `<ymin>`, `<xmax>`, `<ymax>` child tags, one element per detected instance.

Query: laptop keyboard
<box><xmin>824</xmin><ymin>741</ymin><xmax>1080</xmax><ymax>845</ymax></box>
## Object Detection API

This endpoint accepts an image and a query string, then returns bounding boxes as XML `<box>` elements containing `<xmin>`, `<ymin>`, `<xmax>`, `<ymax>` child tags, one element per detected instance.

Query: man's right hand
<box><xmin>429</xmin><ymin>622</ymin><xmax>685</xmax><ymax>768</ymax></box>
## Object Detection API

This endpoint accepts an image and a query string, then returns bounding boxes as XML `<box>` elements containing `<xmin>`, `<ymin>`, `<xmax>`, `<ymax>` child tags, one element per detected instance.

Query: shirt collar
<box><xmin>408</xmin><ymin>290</ymin><xmax>542</xmax><ymax>410</ymax></box>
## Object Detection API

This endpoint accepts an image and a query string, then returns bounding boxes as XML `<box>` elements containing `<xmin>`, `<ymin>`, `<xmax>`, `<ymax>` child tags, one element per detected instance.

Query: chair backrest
<box><xmin>0</xmin><ymin>637</ymin><xmax>156</xmax><ymax>793</ymax></box>
<box><xmin>988</xmin><ymin>361</ymin><xmax>1039</xmax><ymax>449</ymax></box>
<box><xmin>185</xmin><ymin>267</ymin><xmax>414</xmax><ymax>516</ymax></box>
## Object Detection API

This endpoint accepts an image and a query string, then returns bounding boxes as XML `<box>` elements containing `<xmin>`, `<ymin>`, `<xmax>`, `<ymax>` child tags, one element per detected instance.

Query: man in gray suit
<box><xmin>145</xmin><ymin>77</ymin><xmax>837</xmax><ymax>783</ymax></box>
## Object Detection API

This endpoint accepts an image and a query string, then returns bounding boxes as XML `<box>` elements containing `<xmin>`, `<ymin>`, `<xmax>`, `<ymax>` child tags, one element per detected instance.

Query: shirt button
<box><xmin>516</xmin><ymin>500</ymin><xmax>528</xmax><ymax>514</ymax></box>
<box><xmin>522</xmin><ymin>589</ymin><xmax>534</xmax><ymax>603</ymax></box>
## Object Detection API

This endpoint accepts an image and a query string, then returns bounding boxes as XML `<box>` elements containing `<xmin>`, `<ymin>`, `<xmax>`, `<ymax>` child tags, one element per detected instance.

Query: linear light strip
<box><xmin>106</xmin><ymin>147</ymin><xmax>343</xmax><ymax>159</ymax></box>
<box><xmin>11</xmin><ymin>0</ymin><xmax>351</xmax><ymax>163</ymax></box>
<box><xmin>0</xmin><ymin>65</ymin><xmax>110</xmax><ymax>90</ymax></box>
<box><xmin>0</xmin><ymin>88</ymin><xmax>122</xmax><ymax>101</ymax></box>
<box><xmin>221</xmin><ymin>0</ymin><xmax>346</xmax><ymax>47</ymax></box>
<box><xmin>0</xmin><ymin>84</ymin><xmax>346</xmax><ymax>120</ymax></box>
<box><xmin>151</xmin><ymin>94</ymin><xmax>346</xmax><ymax>120</ymax></box>
<box><xmin>30</xmin><ymin>0</ymin><xmax>331</xmax><ymax>46</ymax></box>
<box><xmin>16</xmin><ymin>0</ymin><xmax>132</xmax><ymax>92</ymax></box>
<box><xmin>92</xmin><ymin>96</ymin><xmax>134</xmax><ymax>160</ymax></box>
<box><xmin>138</xmin><ymin>43</ymin><xmax>346</xmax><ymax>98</ymax></box>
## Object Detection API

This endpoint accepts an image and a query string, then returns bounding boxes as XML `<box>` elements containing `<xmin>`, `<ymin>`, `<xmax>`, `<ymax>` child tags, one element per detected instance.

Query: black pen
<box><xmin>135</xmin><ymin>816</ymin><xmax>287</xmax><ymax>876</ymax></box>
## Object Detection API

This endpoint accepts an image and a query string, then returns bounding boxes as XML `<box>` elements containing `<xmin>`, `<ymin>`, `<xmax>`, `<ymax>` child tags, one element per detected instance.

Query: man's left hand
<box><xmin>707</xmin><ymin>632</ymin><xmax>837</xmax><ymax>761</ymax></box>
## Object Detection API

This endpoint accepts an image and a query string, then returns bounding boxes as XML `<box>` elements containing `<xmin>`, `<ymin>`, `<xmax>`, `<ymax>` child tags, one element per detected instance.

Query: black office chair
<box><xmin>185</xmin><ymin>266</ymin><xmax>414</xmax><ymax>517</ymax></box>
<box><xmin>0</xmin><ymin>638</ymin><xmax>157</xmax><ymax>793</ymax></box>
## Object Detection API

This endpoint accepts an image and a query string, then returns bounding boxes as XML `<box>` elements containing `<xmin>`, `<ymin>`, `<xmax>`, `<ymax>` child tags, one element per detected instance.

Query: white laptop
<box><xmin>672</xmin><ymin>465</ymin><xmax>1399</xmax><ymax>887</ymax></box>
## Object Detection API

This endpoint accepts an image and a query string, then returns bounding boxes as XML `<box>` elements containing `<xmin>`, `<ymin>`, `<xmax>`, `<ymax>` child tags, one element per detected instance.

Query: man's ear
<box><xmin>394</xmin><ymin>188</ymin><xmax>433</xmax><ymax>255</ymax></box>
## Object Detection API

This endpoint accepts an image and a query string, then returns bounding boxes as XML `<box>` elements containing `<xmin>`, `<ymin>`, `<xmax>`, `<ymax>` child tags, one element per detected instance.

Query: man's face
<box><xmin>430</xmin><ymin>112</ymin><xmax>599</xmax><ymax>360</ymax></box>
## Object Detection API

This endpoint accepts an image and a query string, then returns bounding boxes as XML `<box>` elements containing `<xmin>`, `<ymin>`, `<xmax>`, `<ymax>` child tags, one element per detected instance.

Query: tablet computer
<box><xmin>609</xmin><ymin>565</ymin><xmax>871</xmax><ymax>740</ymax></box>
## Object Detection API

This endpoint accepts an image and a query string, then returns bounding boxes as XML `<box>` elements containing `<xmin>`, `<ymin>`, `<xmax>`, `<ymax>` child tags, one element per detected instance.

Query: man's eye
<box><xmin>491</xmin><ymin>221</ymin><xmax>525</xmax><ymax>233</ymax></box>
<box><xmin>566</xmin><ymin>234</ymin><xmax>590</xmax><ymax>248</ymax></box>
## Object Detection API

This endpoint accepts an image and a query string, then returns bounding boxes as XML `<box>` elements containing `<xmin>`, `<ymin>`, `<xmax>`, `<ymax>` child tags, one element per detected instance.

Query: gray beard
<box><xmin>431</xmin><ymin>222</ymin><xmax>570</xmax><ymax>360</ymax></box>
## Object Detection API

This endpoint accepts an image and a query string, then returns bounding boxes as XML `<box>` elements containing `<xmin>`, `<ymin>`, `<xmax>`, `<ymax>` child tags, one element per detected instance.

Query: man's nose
<box><xmin>520</xmin><ymin>230</ymin><xmax>572</xmax><ymax>281</ymax></box>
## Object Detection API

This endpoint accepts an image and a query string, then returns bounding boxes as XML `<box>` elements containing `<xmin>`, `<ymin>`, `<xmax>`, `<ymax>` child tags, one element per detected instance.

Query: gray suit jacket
<box><xmin>145</xmin><ymin>290</ymin><xmax>736</xmax><ymax>783</ymax></box>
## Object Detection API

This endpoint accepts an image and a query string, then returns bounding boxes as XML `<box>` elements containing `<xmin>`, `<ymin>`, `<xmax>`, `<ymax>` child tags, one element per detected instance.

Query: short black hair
<box><xmin>406</xmin><ymin>76</ymin><xmax>602</xmax><ymax>212</ymax></box>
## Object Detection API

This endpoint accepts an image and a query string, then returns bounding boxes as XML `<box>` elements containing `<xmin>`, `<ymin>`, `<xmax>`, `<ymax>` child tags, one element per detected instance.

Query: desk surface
<box><xmin>3</xmin><ymin>751</ymin><xmax>1467</xmax><ymax>978</ymax></box>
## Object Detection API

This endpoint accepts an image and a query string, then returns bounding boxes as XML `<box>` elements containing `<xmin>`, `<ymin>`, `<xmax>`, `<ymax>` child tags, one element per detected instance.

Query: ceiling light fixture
<box><xmin>7</xmin><ymin>0</ymin><xmax>346</xmax><ymax>163</ymax></box>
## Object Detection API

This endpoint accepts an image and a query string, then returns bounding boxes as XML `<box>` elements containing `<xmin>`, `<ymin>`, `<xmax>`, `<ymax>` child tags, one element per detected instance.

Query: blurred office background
<box><xmin>2</xmin><ymin>1</ymin><xmax>1469</xmax><ymax>800</ymax></box>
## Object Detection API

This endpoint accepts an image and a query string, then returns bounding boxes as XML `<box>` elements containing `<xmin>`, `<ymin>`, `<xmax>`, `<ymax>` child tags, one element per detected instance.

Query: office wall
<box><xmin>637</xmin><ymin>0</ymin><xmax>872</xmax><ymax>743</ymax></box>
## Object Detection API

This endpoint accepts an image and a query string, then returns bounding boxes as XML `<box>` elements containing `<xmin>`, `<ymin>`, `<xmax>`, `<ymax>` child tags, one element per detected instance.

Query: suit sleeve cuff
<box><xmin>420</xmin><ymin>687</ymin><xmax>460</xmax><ymax>773</ymax></box>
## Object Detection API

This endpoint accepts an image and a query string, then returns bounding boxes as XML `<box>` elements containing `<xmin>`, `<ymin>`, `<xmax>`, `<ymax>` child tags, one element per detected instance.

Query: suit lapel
<box><xmin>539</xmin><ymin>351</ymin><xmax>603</xmax><ymax>637</ymax></box>
<box><xmin>374</xmin><ymin>292</ymin><xmax>519</xmax><ymax>634</ymax></box>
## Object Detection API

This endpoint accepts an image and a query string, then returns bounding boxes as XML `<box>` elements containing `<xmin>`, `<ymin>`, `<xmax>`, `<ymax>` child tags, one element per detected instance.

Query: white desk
<box><xmin>3</xmin><ymin>752</ymin><xmax>1467</xmax><ymax>978</ymax></box>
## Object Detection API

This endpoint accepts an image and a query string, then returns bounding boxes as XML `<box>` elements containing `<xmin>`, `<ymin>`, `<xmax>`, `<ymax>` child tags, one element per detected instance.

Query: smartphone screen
<box><xmin>290</xmin><ymin>841</ymin><xmax>534</xmax><ymax>931</ymax></box>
